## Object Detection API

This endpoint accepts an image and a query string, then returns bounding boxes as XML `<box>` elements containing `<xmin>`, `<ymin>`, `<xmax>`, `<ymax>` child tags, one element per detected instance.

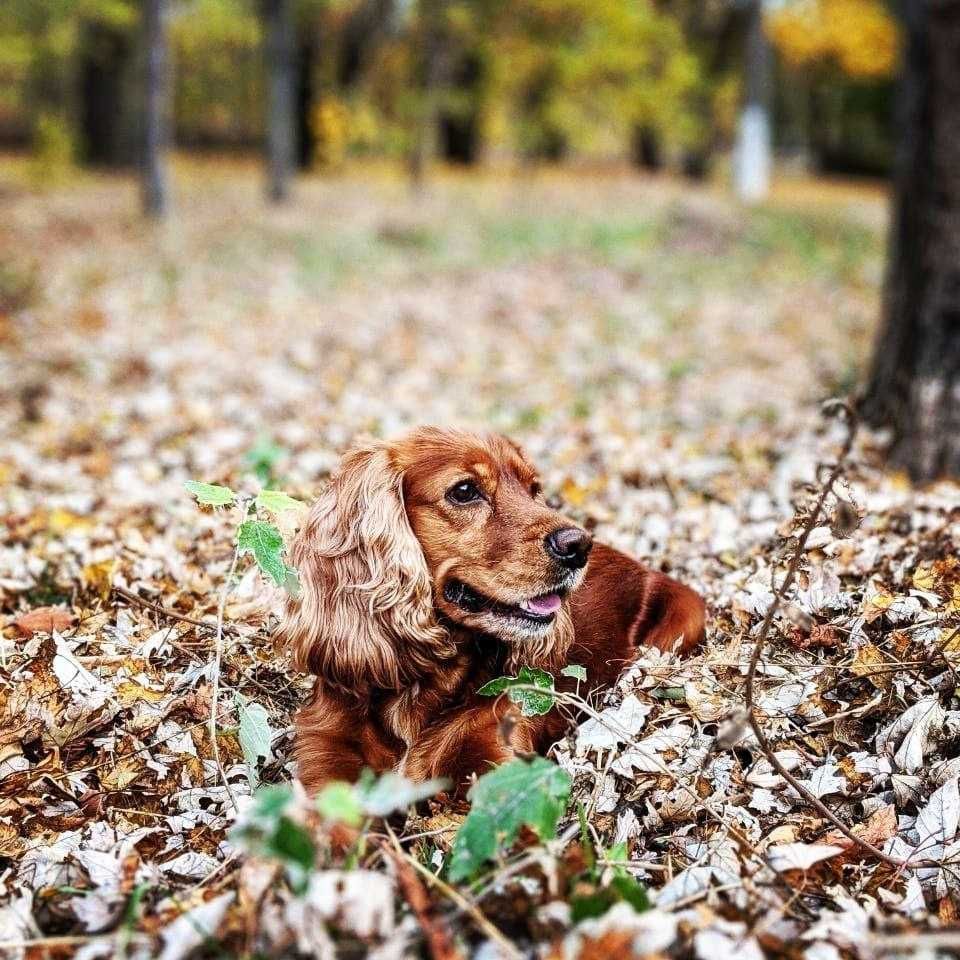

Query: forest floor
<box><xmin>2</xmin><ymin>158</ymin><xmax>960</xmax><ymax>959</ymax></box>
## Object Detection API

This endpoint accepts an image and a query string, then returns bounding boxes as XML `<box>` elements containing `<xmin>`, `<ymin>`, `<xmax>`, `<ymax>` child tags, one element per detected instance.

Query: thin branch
<box><xmin>112</xmin><ymin>584</ymin><xmax>242</xmax><ymax>636</ymax></box>
<box><xmin>381</xmin><ymin>830</ymin><xmax>465</xmax><ymax>960</ymax></box>
<box><xmin>210</xmin><ymin>540</ymin><xmax>242</xmax><ymax>814</ymax></box>
<box><xmin>384</xmin><ymin>831</ymin><xmax>522</xmax><ymax>960</ymax></box>
<box><xmin>742</xmin><ymin>401</ymin><xmax>933</xmax><ymax>869</ymax></box>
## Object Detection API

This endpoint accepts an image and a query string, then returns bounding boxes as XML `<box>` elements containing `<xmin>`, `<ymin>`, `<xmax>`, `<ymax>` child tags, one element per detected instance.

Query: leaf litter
<box><xmin>0</xmin><ymin>168</ymin><xmax>958</xmax><ymax>957</ymax></box>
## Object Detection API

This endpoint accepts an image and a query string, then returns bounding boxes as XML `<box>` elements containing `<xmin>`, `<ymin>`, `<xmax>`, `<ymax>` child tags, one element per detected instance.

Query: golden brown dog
<box><xmin>279</xmin><ymin>426</ymin><xmax>705</xmax><ymax>796</ymax></box>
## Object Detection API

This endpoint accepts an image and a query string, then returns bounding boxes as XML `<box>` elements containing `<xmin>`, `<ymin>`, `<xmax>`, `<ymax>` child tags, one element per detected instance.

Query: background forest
<box><xmin>0</xmin><ymin>0</ymin><xmax>898</xmax><ymax>181</ymax></box>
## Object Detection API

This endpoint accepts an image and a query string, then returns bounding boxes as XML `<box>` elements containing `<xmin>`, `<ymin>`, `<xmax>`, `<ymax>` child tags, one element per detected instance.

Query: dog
<box><xmin>279</xmin><ymin>426</ymin><xmax>705</xmax><ymax>797</ymax></box>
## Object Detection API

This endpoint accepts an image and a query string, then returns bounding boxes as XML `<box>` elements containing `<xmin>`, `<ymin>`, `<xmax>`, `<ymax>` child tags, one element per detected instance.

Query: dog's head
<box><xmin>280</xmin><ymin>427</ymin><xmax>591</xmax><ymax>688</ymax></box>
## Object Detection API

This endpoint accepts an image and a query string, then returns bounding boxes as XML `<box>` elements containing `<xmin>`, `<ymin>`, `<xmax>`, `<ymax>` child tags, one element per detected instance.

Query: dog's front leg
<box><xmin>293</xmin><ymin>685</ymin><xmax>375</xmax><ymax>796</ymax></box>
<box><xmin>402</xmin><ymin>703</ymin><xmax>535</xmax><ymax>797</ymax></box>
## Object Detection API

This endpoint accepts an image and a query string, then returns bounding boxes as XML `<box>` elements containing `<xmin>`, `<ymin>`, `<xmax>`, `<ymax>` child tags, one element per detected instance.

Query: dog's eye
<box><xmin>530</xmin><ymin>481</ymin><xmax>542</xmax><ymax>498</ymax></box>
<box><xmin>447</xmin><ymin>480</ymin><xmax>482</xmax><ymax>505</ymax></box>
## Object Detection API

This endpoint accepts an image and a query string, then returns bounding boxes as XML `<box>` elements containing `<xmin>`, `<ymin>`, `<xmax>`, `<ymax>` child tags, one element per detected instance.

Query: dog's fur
<box><xmin>280</xmin><ymin>427</ymin><xmax>705</xmax><ymax>796</ymax></box>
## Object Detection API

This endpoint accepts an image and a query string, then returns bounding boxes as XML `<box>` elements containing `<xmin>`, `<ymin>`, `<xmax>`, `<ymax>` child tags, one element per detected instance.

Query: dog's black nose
<box><xmin>545</xmin><ymin>527</ymin><xmax>593</xmax><ymax>569</ymax></box>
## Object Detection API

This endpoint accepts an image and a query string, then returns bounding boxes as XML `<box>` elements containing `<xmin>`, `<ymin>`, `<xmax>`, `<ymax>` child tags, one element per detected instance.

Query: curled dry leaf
<box><xmin>12</xmin><ymin>606</ymin><xmax>76</xmax><ymax>637</ymax></box>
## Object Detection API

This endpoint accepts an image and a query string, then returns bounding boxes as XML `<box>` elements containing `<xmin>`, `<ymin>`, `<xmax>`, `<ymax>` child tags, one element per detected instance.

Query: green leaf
<box><xmin>315</xmin><ymin>782</ymin><xmax>363</xmax><ymax>828</ymax></box>
<box><xmin>269</xmin><ymin>818</ymin><xmax>316</xmax><ymax>894</ymax></box>
<box><xmin>477</xmin><ymin>666</ymin><xmax>556</xmax><ymax>716</ymax></box>
<box><xmin>569</xmin><ymin>871</ymin><xmax>650</xmax><ymax>922</ymax></box>
<box><xmin>255</xmin><ymin>489</ymin><xmax>305</xmax><ymax>514</ymax></box>
<box><xmin>184</xmin><ymin>480</ymin><xmax>235</xmax><ymax>507</ymax></box>
<box><xmin>447</xmin><ymin>757</ymin><xmax>571</xmax><ymax>882</ymax></box>
<box><xmin>609</xmin><ymin>872</ymin><xmax>651</xmax><ymax>913</ymax></box>
<box><xmin>237</xmin><ymin>520</ymin><xmax>290</xmax><ymax>586</ymax></box>
<box><xmin>570</xmin><ymin>891</ymin><xmax>612</xmax><ymax>922</ymax></box>
<box><xmin>561</xmin><ymin>664</ymin><xmax>587</xmax><ymax>682</ymax></box>
<box><xmin>250</xmin><ymin>783</ymin><xmax>292</xmax><ymax>819</ymax></box>
<box><xmin>650</xmin><ymin>686</ymin><xmax>685</xmax><ymax>702</ymax></box>
<box><xmin>245</xmin><ymin>436</ymin><xmax>287</xmax><ymax>487</ymax></box>
<box><xmin>235</xmin><ymin>693</ymin><xmax>275</xmax><ymax>786</ymax></box>
<box><xmin>315</xmin><ymin>770</ymin><xmax>447</xmax><ymax>827</ymax></box>
<box><xmin>231</xmin><ymin>785</ymin><xmax>316</xmax><ymax>895</ymax></box>
<box><xmin>356</xmin><ymin>770</ymin><xmax>448</xmax><ymax>816</ymax></box>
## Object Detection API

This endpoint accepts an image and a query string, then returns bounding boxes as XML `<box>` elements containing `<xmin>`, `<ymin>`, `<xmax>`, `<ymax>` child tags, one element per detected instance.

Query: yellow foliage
<box><xmin>767</xmin><ymin>0</ymin><xmax>900</xmax><ymax>80</ymax></box>
<box><xmin>312</xmin><ymin>98</ymin><xmax>351</xmax><ymax>170</ymax></box>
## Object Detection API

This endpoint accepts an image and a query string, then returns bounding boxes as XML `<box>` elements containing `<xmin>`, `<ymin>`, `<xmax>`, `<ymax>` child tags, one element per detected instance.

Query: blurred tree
<box><xmin>75</xmin><ymin>4</ymin><xmax>138</xmax><ymax>166</ymax></box>
<box><xmin>862</xmin><ymin>0</ymin><xmax>960</xmax><ymax>481</ymax></box>
<box><xmin>652</xmin><ymin>0</ymin><xmax>743</xmax><ymax>179</ymax></box>
<box><xmin>143</xmin><ymin>0</ymin><xmax>170</xmax><ymax>217</ymax></box>
<box><xmin>263</xmin><ymin>0</ymin><xmax>296</xmax><ymax>201</ymax></box>
<box><xmin>767</xmin><ymin>0</ymin><xmax>899</xmax><ymax>175</ymax></box>
<box><xmin>172</xmin><ymin>0</ymin><xmax>263</xmax><ymax>150</ymax></box>
<box><xmin>733</xmin><ymin>0</ymin><xmax>771</xmax><ymax>201</ymax></box>
<box><xmin>79</xmin><ymin>15</ymin><xmax>134</xmax><ymax>165</ymax></box>
<box><xmin>296</xmin><ymin>23</ymin><xmax>318</xmax><ymax>167</ymax></box>
<box><xmin>407</xmin><ymin>0</ymin><xmax>444</xmax><ymax>189</ymax></box>
<box><xmin>486</xmin><ymin>0</ymin><xmax>700</xmax><ymax>164</ymax></box>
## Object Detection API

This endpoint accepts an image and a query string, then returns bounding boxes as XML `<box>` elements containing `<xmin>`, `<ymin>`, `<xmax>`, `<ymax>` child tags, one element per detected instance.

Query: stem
<box><xmin>209</xmin><ymin>520</ymin><xmax>243</xmax><ymax>815</ymax></box>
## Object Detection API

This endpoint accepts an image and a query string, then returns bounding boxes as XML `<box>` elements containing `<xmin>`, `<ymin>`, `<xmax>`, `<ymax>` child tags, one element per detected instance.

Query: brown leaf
<box><xmin>101</xmin><ymin>756</ymin><xmax>145</xmax><ymax>792</ymax></box>
<box><xmin>822</xmin><ymin>803</ymin><xmax>897</xmax><ymax>859</ymax></box>
<box><xmin>12</xmin><ymin>606</ymin><xmax>76</xmax><ymax>637</ymax></box>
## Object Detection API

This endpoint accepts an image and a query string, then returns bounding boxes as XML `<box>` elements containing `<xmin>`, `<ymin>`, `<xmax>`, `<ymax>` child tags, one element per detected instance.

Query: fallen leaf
<box><xmin>13</xmin><ymin>606</ymin><xmax>76</xmax><ymax>637</ymax></box>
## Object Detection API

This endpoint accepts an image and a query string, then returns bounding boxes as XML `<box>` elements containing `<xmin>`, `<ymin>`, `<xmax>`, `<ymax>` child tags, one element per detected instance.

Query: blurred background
<box><xmin>0</xmin><ymin>0</ymin><xmax>899</xmax><ymax>192</ymax></box>
<box><xmin>0</xmin><ymin>0</ymin><xmax>956</xmax><ymax>499</ymax></box>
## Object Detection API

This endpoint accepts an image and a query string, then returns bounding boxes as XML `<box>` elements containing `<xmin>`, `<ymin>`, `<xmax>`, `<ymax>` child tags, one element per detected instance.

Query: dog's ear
<box><xmin>278</xmin><ymin>440</ymin><xmax>451</xmax><ymax>689</ymax></box>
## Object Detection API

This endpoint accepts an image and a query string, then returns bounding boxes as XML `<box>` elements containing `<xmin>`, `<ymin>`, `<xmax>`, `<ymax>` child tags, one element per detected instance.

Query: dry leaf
<box><xmin>13</xmin><ymin>606</ymin><xmax>77</xmax><ymax>637</ymax></box>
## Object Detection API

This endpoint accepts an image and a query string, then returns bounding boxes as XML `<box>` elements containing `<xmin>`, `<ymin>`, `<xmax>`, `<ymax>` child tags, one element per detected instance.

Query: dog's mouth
<box><xmin>442</xmin><ymin>579</ymin><xmax>566</xmax><ymax>624</ymax></box>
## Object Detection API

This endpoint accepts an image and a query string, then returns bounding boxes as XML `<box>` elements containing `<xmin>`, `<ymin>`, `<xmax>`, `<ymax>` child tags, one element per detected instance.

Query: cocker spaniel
<box><xmin>279</xmin><ymin>426</ymin><xmax>705</xmax><ymax>797</ymax></box>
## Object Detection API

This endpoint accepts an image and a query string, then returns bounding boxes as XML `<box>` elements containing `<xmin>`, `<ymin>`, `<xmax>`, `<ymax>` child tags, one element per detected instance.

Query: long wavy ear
<box><xmin>278</xmin><ymin>440</ymin><xmax>451</xmax><ymax>690</ymax></box>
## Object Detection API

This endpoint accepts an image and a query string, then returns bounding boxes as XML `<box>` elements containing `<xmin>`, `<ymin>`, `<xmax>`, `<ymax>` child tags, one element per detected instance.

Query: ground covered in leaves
<box><xmin>2</xmin><ymin>158</ymin><xmax>959</xmax><ymax>959</ymax></box>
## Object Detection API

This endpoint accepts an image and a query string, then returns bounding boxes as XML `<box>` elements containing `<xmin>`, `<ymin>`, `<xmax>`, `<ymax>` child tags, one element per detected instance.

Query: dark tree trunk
<box><xmin>79</xmin><ymin>18</ymin><xmax>133</xmax><ymax>166</ymax></box>
<box><xmin>296</xmin><ymin>34</ymin><xmax>317</xmax><ymax>170</ymax></box>
<box><xmin>142</xmin><ymin>0</ymin><xmax>170</xmax><ymax>218</ymax></box>
<box><xmin>408</xmin><ymin>0</ymin><xmax>444</xmax><ymax>192</ymax></box>
<box><xmin>263</xmin><ymin>0</ymin><xmax>296</xmax><ymax>202</ymax></box>
<box><xmin>862</xmin><ymin>0</ymin><xmax>960</xmax><ymax>481</ymax></box>
<box><xmin>438</xmin><ymin>51</ymin><xmax>483</xmax><ymax>165</ymax></box>
<box><xmin>630</xmin><ymin>125</ymin><xmax>663</xmax><ymax>172</ymax></box>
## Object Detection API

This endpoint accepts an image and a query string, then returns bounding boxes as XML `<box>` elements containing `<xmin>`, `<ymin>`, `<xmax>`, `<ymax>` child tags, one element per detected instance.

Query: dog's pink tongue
<box><xmin>521</xmin><ymin>593</ymin><xmax>562</xmax><ymax>615</ymax></box>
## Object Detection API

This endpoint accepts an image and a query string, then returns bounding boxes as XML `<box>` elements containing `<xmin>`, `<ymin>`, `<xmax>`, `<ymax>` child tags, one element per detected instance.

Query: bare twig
<box><xmin>381</xmin><ymin>831</ymin><xmax>465</xmax><ymax>960</ymax></box>
<box><xmin>210</xmin><ymin>540</ymin><xmax>242</xmax><ymax>814</ymax></box>
<box><xmin>385</xmin><ymin>835</ymin><xmax>522</xmax><ymax>960</ymax></box>
<box><xmin>112</xmin><ymin>584</ymin><xmax>242</xmax><ymax>636</ymax></box>
<box><xmin>742</xmin><ymin>401</ymin><xmax>928</xmax><ymax>869</ymax></box>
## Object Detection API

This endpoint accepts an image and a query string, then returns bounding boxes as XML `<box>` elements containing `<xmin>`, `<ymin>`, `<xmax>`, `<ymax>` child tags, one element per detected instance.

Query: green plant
<box><xmin>232</xmin><ymin>785</ymin><xmax>317</xmax><ymax>894</ymax></box>
<box><xmin>569</xmin><ymin>837</ymin><xmax>651</xmax><ymax>921</ymax></box>
<box><xmin>477</xmin><ymin>666</ymin><xmax>556</xmax><ymax>716</ymax></box>
<box><xmin>478</xmin><ymin>663</ymin><xmax>586</xmax><ymax>715</ymax></box>
<box><xmin>447</xmin><ymin>757</ymin><xmax>571</xmax><ymax>882</ymax></box>
<box><xmin>243</xmin><ymin>436</ymin><xmax>287</xmax><ymax>487</ymax></box>
<box><xmin>185</xmin><ymin>478</ymin><xmax>304</xmax><ymax>805</ymax></box>
<box><xmin>234</xmin><ymin>773</ymin><xmax>448</xmax><ymax>891</ymax></box>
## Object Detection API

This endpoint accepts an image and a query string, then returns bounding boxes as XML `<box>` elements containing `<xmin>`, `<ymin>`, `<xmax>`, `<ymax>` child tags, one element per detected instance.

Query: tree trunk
<box><xmin>263</xmin><ymin>0</ymin><xmax>296</xmax><ymax>202</ymax></box>
<box><xmin>630</xmin><ymin>125</ymin><xmax>663</xmax><ymax>172</ymax></box>
<box><xmin>80</xmin><ymin>18</ymin><xmax>134</xmax><ymax>166</ymax></box>
<box><xmin>733</xmin><ymin>0</ymin><xmax>772</xmax><ymax>202</ymax></box>
<box><xmin>861</xmin><ymin>0</ymin><xmax>960</xmax><ymax>481</ymax></box>
<box><xmin>296</xmin><ymin>34</ymin><xmax>317</xmax><ymax>170</ymax></box>
<box><xmin>408</xmin><ymin>0</ymin><xmax>444</xmax><ymax>192</ymax></box>
<box><xmin>142</xmin><ymin>0</ymin><xmax>170</xmax><ymax>218</ymax></box>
